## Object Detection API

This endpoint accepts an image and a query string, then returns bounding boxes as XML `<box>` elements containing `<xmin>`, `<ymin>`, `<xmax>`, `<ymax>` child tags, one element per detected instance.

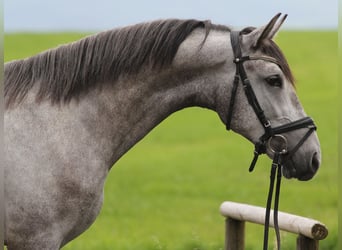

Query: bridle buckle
<box><xmin>233</xmin><ymin>58</ymin><xmax>241</xmax><ymax>63</ymax></box>
<box><xmin>264</xmin><ymin>120</ymin><xmax>271</xmax><ymax>128</ymax></box>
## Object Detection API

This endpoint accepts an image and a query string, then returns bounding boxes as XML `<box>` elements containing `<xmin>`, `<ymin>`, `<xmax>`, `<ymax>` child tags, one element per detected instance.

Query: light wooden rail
<box><xmin>220</xmin><ymin>201</ymin><xmax>328</xmax><ymax>250</ymax></box>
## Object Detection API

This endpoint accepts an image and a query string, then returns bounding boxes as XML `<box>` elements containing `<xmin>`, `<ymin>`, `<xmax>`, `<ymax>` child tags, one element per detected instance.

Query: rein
<box><xmin>226</xmin><ymin>31</ymin><xmax>317</xmax><ymax>250</ymax></box>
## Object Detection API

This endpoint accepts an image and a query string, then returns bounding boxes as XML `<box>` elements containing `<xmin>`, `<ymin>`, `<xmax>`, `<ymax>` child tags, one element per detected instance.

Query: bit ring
<box><xmin>268</xmin><ymin>134</ymin><xmax>288</xmax><ymax>154</ymax></box>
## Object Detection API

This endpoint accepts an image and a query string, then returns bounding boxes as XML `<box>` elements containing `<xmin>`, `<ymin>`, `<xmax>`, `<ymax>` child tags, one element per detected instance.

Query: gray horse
<box><xmin>4</xmin><ymin>14</ymin><xmax>320</xmax><ymax>249</ymax></box>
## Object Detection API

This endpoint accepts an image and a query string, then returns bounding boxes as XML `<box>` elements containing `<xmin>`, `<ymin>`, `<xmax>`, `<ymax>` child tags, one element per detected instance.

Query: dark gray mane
<box><xmin>5</xmin><ymin>20</ymin><xmax>292</xmax><ymax>109</ymax></box>
<box><xmin>5</xmin><ymin>19</ymin><xmax>229</xmax><ymax>108</ymax></box>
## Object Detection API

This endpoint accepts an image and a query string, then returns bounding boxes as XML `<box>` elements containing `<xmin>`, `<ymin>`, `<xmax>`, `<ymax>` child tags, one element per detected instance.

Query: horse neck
<box><xmin>77</xmin><ymin>71</ymin><xmax>213</xmax><ymax>166</ymax></box>
<box><xmin>73</xmin><ymin>29</ymin><xmax>234</xmax><ymax>168</ymax></box>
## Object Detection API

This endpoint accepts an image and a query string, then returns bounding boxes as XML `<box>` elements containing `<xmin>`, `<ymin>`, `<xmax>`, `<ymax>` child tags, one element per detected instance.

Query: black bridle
<box><xmin>226</xmin><ymin>31</ymin><xmax>317</xmax><ymax>250</ymax></box>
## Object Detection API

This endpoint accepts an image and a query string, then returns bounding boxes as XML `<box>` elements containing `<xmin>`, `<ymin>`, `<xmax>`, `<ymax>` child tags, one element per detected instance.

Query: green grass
<box><xmin>4</xmin><ymin>31</ymin><xmax>337</xmax><ymax>249</ymax></box>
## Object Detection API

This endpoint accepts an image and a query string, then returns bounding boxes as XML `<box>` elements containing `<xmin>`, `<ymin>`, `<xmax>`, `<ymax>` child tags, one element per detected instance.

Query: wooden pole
<box><xmin>220</xmin><ymin>201</ymin><xmax>328</xmax><ymax>240</ymax></box>
<box><xmin>225</xmin><ymin>218</ymin><xmax>245</xmax><ymax>250</ymax></box>
<box><xmin>297</xmin><ymin>234</ymin><xmax>319</xmax><ymax>250</ymax></box>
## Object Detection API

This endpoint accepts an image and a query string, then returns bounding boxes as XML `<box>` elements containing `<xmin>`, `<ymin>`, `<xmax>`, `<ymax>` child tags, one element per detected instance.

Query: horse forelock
<box><xmin>240</xmin><ymin>26</ymin><xmax>295</xmax><ymax>85</ymax></box>
<box><xmin>4</xmin><ymin>19</ymin><xmax>230</xmax><ymax>108</ymax></box>
<box><xmin>259</xmin><ymin>40</ymin><xmax>295</xmax><ymax>85</ymax></box>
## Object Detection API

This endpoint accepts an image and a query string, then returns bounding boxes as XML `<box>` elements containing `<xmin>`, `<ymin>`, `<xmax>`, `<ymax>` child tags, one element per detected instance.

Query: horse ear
<box><xmin>250</xmin><ymin>13</ymin><xmax>287</xmax><ymax>48</ymax></box>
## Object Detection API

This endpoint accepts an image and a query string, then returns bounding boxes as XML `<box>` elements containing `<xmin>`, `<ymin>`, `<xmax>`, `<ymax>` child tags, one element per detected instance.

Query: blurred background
<box><xmin>5</xmin><ymin>0</ymin><xmax>338</xmax><ymax>32</ymax></box>
<box><xmin>4</xmin><ymin>1</ymin><xmax>338</xmax><ymax>250</ymax></box>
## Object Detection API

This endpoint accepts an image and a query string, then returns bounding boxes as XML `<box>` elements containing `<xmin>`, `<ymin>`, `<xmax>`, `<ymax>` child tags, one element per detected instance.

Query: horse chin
<box><xmin>281</xmin><ymin>164</ymin><xmax>296</xmax><ymax>179</ymax></box>
<box><xmin>282</xmin><ymin>162</ymin><xmax>316</xmax><ymax>181</ymax></box>
<box><xmin>297</xmin><ymin>173</ymin><xmax>315</xmax><ymax>181</ymax></box>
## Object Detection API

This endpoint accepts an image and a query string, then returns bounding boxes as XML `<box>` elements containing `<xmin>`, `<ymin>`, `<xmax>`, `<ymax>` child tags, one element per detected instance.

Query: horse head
<box><xmin>220</xmin><ymin>14</ymin><xmax>321</xmax><ymax>180</ymax></box>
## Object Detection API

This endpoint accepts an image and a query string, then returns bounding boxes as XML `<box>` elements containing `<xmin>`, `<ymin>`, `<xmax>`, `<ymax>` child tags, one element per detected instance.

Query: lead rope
<box><xmin>263</xmin><ymin>153</ymin><xmax>282</xmax><ymax>250</ymax></box>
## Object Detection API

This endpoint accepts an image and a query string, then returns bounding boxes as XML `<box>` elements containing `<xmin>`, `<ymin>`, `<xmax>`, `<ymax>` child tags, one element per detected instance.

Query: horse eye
<box><xmin>265</xmin><ymin>75</ymin><xmax>283</xmax><ymax>88</ymax></box>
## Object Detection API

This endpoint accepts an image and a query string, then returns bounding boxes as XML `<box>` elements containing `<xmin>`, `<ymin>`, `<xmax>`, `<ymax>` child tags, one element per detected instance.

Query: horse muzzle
<box><xmin>282</xmin><ymin>149</ymin><xmax>321</xmax><ymax>181</ymax></box>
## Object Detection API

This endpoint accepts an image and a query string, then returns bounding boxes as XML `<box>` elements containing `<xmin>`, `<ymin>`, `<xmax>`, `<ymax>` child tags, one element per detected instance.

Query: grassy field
<box><xmin>4</xmin><ymin>31</ymin><xmax>337</xmax><ymax>249</ymax></box>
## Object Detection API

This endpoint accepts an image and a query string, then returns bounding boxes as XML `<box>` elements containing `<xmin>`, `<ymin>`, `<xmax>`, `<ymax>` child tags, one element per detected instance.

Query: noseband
<box><xmin>226</xmin><ymin>31</ymin><xmax>317</xmax><ymax>250</ymax></box>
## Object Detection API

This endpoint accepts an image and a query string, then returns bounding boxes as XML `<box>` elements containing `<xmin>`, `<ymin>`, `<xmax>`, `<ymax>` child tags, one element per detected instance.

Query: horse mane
<box><xmin>5</xmin><ymin>19</ymin><xmax>229</xmax><ymax>108</ymax></box>
<box><xmin>5</xmin><ymin>20</ymin><xmax>292</xmax><ymax>109</ymax></box>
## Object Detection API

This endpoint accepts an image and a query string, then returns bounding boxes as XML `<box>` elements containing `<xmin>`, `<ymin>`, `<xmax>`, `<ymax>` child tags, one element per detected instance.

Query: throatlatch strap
<box><xmin>226</xmin><ymin>31</ymin><xmax>242</xmax><ymax>131</ymax></box>
<box><xmin>226</xmin><ymin>75</ymin><xmax>239</xmax><ymax>130</ymax></box>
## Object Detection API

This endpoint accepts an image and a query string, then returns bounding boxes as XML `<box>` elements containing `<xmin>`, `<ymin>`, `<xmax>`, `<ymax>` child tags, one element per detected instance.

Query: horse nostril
<box><xmin>311</xmin><ymin>152</ymin><xmax>320</xmax><ymax>172</ymax></box>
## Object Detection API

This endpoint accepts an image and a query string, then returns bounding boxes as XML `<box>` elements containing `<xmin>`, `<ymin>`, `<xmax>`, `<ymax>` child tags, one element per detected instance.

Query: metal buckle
<box><xmin>234</xmin><ymin>58</ymin><xmax>241</xmax><ymax>63</ymax></box>
<box><xmin>264</xmin><ymin>120</ymin><xmax>271</xmax><ymax>128</ymax></box>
